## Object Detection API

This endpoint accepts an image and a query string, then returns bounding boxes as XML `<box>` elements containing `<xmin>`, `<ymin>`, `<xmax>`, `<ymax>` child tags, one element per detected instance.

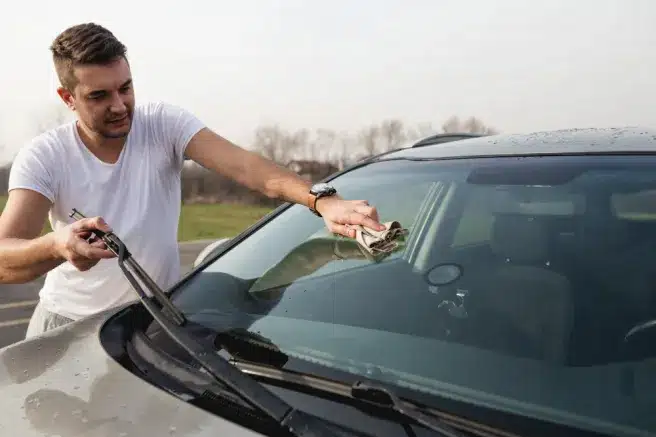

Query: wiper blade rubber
<box><xmin>215</xmin><ymin>328</ymin><xmax>289</xmax><ymax>368</ymax></box>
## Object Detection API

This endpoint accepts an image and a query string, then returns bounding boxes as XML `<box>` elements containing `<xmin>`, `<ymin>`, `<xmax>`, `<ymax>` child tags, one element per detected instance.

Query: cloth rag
<box><xmin>352</xmin><ymin>221</ymin><xmax>408</xmax><ymax>261</ymax></box>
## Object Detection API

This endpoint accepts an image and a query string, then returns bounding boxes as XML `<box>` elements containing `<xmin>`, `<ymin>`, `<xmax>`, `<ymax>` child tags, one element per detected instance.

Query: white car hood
<box><xmin>0</xmin><ymin>307</ymin><xmax>265</xmax><ymax>437</ymax></box>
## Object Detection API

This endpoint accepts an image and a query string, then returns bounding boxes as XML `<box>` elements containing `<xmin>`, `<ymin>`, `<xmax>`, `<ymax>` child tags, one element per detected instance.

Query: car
<box><xmin>2</xmin><ymin>127</ymin><xmax>656</xmax><ymax>437</ymax></box>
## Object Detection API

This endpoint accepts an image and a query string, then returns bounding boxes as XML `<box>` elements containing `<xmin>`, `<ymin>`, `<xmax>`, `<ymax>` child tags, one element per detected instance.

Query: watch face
<box><xmin>311</xmin><ymin>183</ymin><xmax>333</xmax><ymax>194</ymax></box>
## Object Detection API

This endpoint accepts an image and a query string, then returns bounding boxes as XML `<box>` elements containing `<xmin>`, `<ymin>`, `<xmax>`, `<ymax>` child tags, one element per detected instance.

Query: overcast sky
<box><xmin>0</xmin><ymin>0</ymin><xmax>653</xmax><ymax>163</ymax></box>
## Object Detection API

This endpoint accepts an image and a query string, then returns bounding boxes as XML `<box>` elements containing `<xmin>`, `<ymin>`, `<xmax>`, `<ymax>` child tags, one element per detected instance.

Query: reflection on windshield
<box><xmin>164</xmin><ymin>155</ymin><xmax>656</xmax><ymax>436</ymax></box>
<box><xmin>249</xmin><ymin>231</ymin><xmax>408</xmax><ymax>302</ymax></box>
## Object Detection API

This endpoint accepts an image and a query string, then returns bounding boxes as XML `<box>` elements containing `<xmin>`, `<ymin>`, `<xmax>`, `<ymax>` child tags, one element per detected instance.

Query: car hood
<box><xmin>0</xmin><ymin>305</ymin><xmax>265</xmax><ymax>437</ymax></box>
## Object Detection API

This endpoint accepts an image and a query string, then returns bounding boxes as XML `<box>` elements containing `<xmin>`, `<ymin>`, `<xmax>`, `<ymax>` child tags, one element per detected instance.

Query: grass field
<box><xmin>178</xmin><ymin>202</ymin><xmax>273</xmax><ymax>241</ymax></box>
<box><xmin>0</xmin><ymin>196</ymin><xmax>274</xmax><ymax>241</ymax></box>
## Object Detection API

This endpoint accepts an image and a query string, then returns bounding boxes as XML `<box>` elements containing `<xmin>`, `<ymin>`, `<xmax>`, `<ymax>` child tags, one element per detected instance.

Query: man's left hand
<box><xmin>315</xmin><ymin>197</ymin><xmax>385</xmax><ymax>239</ymax></box>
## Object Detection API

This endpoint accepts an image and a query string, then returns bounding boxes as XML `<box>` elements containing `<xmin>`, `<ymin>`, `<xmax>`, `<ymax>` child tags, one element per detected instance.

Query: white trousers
<box><xmin>24</xmin><ymin>301</ymin><xmax>74</xmax><ymax>339</ymax></box>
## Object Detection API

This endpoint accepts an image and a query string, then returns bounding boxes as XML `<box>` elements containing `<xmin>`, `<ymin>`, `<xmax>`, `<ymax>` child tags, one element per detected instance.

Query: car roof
<box><xmin>377</xmin><ymin>126</ymin><xmax>656</xmax><ymax>161</ymax></box>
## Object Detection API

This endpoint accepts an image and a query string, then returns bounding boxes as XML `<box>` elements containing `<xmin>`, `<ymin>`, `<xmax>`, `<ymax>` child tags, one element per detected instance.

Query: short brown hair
<box><xmin>50</xmin><ymin>23</ymin><xmax>127</xmax><ymax>90</ymax></box>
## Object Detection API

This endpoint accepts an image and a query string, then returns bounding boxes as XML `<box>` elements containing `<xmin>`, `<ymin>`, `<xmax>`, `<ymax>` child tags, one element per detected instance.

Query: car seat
<box><xmin>469</xmin><ymin>214</ymin><xmax>575</xmax><ymax>364</ymax></box>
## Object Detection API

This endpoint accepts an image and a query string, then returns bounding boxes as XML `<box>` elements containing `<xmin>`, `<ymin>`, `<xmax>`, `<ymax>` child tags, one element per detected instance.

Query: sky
<box><xmin>0</xmin><ymin>0</ymin><xmax>654</xmax><ymax>164</ymax></box>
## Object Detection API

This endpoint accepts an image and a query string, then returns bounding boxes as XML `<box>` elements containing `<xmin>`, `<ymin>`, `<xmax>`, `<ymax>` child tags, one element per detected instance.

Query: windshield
<box><xmin>161</xmin><ymin>154</ymin><xmax>656</xmax><ymax>436</ymax></box>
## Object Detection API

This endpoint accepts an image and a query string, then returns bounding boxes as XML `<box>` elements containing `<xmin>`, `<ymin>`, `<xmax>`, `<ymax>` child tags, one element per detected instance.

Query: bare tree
<box><xmin>253</xmin><ymin>125</ymin><xmax>285</xmax><ymax>163</ymax></box>
<box><xmin>441</xmin><ymin>116</ymin><xmax>462</xmax><ymax>133</ymax></box>
<box><xmin>288</xmin><ymin>129</ymin><xmax>310</xmax><ymax>163</ymax></box>
<box><xmin>462</xmin><ymin>116</ymin><xmax>484</xmax><ymax>134</ymax></box>
<box><xmin>407</xmin><ymin>122</ymin><xmax>437</xmax><ymax>141</ymax></box>
<box><xmin>303</xmin><ymin>132</ymin><xmax>320</xmax><ymax>162</ymax></box>
<box><xmin>358</xmin><ymin>125</ymin><xmax>380</xmax><ymax>157</ymax></box>
<box><xmin>441</xmin><ymin>115</ymin><xmax>499</xmax><ymax>135</ymax></box>
<box><xmin>335</xmin><ymin>131</ymin><xmax>355</xmax><ymax>169</ymax></box>
<box><xmin>379</xmin><ymin>119</ymin><xmax>406</xmax><ymax>151</ymax></box>
<box><xmin>304</xmin><ymin>128</ymin><xmax>336</xmax><ymax>161</ymax></box>
<box><xmin>252</xmin><ymin>124</ymin><xmax>308</xmax><ymax>166</ymax></box>
<box><xmin>462</xmin><ymin>116</ymin><xmax>499</xmax><ymax>135</ymax></box>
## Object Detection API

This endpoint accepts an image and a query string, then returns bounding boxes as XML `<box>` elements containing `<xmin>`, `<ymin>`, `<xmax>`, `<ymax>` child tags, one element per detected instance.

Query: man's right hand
<box><xmin>52</xmin><ymin>216</ymin><xmax>116</xmax><ymax>271</ymax></box>
<box><xmin>0</xmin><ymin>189</ymin><xmax>118</xmax><ymax>284</ymax></box>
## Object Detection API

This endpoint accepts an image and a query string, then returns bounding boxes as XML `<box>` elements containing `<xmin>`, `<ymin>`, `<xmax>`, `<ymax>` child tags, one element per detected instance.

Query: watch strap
<box><xmin>308</xmin><ymin>186</ymin><xmax>336</xmax><ymax>217</ymax></box>
<box><xmin>308</xmin><ymin>192</ymin><xmax>320</xmax><ymax>216</ymax></box>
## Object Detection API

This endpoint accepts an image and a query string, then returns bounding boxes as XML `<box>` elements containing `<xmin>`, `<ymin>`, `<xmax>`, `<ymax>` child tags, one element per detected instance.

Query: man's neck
<box><xmin>75</xmin><ymin>121</ymin><xmax>126</xmax><ymax>164</ymax></box>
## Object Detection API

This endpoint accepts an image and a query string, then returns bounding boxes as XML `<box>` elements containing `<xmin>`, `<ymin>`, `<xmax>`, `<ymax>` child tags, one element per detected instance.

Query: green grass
<box><xmin>178</xmin><ymin>202</ymin><xmax>273</xmax><ymax>241</ymax></box>
<box><xmin>0</xmin><ymin>196</ymin><xmax>274</xmax><ymax>241</ymax></box>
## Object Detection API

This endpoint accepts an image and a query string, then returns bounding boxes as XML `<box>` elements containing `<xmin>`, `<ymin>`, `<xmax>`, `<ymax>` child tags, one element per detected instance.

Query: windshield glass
<box><xmin>163</xmin><ymin>154</ymin><xmax>656</xmax><ymax>436</ymax></box>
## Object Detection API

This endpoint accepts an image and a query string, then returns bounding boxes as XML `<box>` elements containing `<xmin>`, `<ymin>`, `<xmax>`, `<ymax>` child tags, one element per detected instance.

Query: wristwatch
<box><xmin>308</xmin><ymin>183</ymin><xmax>337</xmax><ymax>217</ymax></box>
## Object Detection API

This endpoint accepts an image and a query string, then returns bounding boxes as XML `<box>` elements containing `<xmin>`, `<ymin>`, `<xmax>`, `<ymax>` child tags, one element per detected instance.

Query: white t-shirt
<box><xmin>8</xmin><ymin>101</ymin><xmax>206</xmax><ymax>320</ymax></box>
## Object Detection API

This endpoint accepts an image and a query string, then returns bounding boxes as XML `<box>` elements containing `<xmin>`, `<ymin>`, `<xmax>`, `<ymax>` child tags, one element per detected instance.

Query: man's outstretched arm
<box><xmin>0</xmin><ymin>189</ymin><xmax>115</xmax><ymax>284</ymax></box>
<box><xmin>183</xmin><ymin>127</ymin><xmax>385</xmax><ymax>238</ymax></box>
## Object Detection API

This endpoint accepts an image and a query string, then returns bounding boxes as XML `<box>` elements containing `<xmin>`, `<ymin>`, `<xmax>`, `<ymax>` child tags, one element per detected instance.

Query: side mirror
<box><xmin>193</xmin><ymin>237</ymin><xmax>231</xmax><ymax>268</ymax></box>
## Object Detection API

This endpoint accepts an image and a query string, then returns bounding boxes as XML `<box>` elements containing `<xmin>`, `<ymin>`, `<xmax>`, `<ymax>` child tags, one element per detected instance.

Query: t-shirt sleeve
<box><xmin>7</xmin><ymin>138</ymin><xmax>58</xmax><ymax>203</ymax></box>
<box><xmin>151</xmin><ymin>102</ymin><xmax>206</xmax><ymax>170</ymax></box>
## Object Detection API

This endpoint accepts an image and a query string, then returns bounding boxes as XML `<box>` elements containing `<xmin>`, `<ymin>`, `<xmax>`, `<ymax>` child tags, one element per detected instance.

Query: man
<box><xmin>0</xmin><ymin>23</ymin><xmax>384</xmax><ymax>338</ymax></box>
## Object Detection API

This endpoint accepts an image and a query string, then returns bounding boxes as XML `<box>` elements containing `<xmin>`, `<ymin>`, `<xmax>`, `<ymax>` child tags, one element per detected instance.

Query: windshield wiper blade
<box><xmin>231</xmin><ymin>357</ymin><xmax>467</xmax><ymax>437</ymax></box>
<box><xmin>214</xmin><ymin>328</ymin><xmax>289</xmax><ymax>368</ymax></box>
<box><xmin>70</xmin><ymin>209</ymin><xmax>185</xmax><ymax>325</ymax></box>
<box><xmin>70</xmin><ymin>209</ymin><xmax>341</xmax><ymax>437</ymax></box>
<box><xmin>351</xmin><ymin>381</ymin><xmax>465</xmax><ymax>437</ymax></box>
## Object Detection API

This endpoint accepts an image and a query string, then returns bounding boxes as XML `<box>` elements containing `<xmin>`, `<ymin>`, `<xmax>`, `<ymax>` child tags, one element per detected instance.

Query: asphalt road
<box><xmin>0</xmin><ymin>239</ymin><xmax>213</xmax><ymax>349</ymax></box>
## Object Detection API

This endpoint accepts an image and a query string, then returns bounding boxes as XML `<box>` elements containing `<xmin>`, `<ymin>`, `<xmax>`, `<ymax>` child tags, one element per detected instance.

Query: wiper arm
<box><xmin>70</xmin><ymin>209</ymin><xmax>341</xmax><ymax>437</ymax></box>
<box><xmin>351</xmin><ymin>381</ymin><xmax>465</xmax><ymax>437</ymax></box>
<box><xmin>70</xmin><ymin>209</ymin><xmax>185</xmax><ymax>325</ymax></box>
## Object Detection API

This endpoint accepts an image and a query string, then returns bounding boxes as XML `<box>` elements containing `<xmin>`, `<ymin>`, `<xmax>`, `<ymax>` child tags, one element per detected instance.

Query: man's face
<box><xmin>58</xmin><ymin>57</ymin><xmax>135</xmax><ymax>139</ymax></box>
